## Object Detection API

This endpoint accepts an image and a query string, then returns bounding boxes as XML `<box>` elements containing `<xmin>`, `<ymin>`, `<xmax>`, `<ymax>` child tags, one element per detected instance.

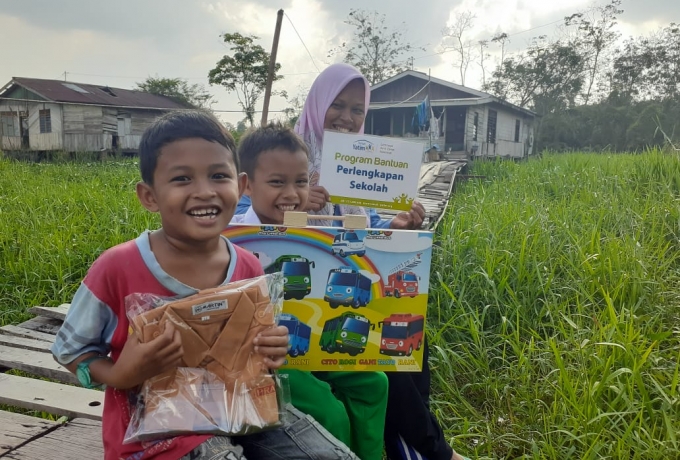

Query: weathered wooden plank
<box><xmin>28</xmin><ymin>304</ymin><xmax>70</xmax><ymax>322</ymax></box>
<box><xmin>17</xmin><ymin>317</ymin><xmax>61</xmax><ymax>335</ymax></box>
<box><xmin>0</xmin><ymin>345</ymin><xmax>77</xmax><ymax>385</ymax></box>
<box><xmin>0</xmin><ymin>410</ymin><xmax>56</xmax><ymax>455</ymax></box>
<box><xmin>349</xmin><ymin>159</ymin><xmax>462</xmax><ymax>230</ymax></box>
<box><xmin>421</xmin><ymin>189</ymin><xmax>448</xmax><ymax>195</ymax></box>
<box><xmin>3</xmin><ymin>418</ymin><xmax>103</xmax><ymax>459</ymax></box>
<box><xmin>0</xmin><ymin>325</ymin><xmax>55</xmax><ymax>343</ymax></box>
<box><xmin>0</xmin><ymin>374</ymin><xmax>103</xmax><ymax>421</ymax></box>
<box><xmin>0</xmin><ymin>334</ymin><xmax>52</xmax><ymax>353</ymax></box>
<box><xmin>432</xmin><ymin>171</ymin><xmax>458</xmax><ymax>231</ymax></box>
<box><xmin>418</xmin><ymin>198</ymin><xmax>446</xmax><ymax>205</ymax></box>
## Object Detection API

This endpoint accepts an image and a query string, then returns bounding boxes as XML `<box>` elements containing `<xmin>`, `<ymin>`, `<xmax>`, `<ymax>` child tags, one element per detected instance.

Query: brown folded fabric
<box><xmin>128</xmin><ymin>277</ymin><xmax>281</xmax><ymax>441</ymax></box>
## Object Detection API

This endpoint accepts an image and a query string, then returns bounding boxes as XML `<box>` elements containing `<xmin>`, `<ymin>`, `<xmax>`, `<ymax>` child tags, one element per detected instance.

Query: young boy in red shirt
<box><xmin>51</xmin><ymin>111</ymin><xmax>358</xmax><ymax>460</ymax></box>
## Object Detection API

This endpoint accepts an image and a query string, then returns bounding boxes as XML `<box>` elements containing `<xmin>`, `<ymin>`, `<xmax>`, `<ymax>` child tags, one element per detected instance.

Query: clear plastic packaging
<box><xmin>123</xmin><ymin>273</ymin><xmax>289</xmax><ymax>444</ymax></box>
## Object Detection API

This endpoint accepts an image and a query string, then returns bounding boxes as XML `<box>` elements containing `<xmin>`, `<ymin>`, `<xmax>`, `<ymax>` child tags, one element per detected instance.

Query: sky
<box><xmin>1</xmin><ymin>0</ymin><xmax>677</xmax><ymax>124</ymax></box>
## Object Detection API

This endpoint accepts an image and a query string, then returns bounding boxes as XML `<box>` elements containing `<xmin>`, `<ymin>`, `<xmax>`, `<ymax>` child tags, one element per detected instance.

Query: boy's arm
<box><xmin>52</xmin><ymin>282</ymin><xmax>183</xmax><ymax>390</ymax></box>
<box><xmin>60</xmin><ymin>323</ymin><xmax>183</xmax><ymax>389</ymax></box>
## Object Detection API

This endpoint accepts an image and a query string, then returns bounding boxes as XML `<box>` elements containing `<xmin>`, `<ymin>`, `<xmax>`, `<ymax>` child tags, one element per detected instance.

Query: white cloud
<box><xmin>365</xmin><ymin>233</ymin><xmax>432</xmax><ymax>253</ymax></box>
<box><xmin>2</xmin><ymin>0</ymin><xmax>678</xmax><ymax>126</ymax></box>
<box><xmin>359</xmin><ymin>270</ymin><xmax>381</xmax><ymax>283</ymax></box>
<box><xmin>616</xmin><ymin>19</ymin><xmax>666</xmax><ymax>41</ymax></box>
<box><xmin>0</xmin><ymin>14</ymin><xmax>157</xmax><ymax>82</ymax></box>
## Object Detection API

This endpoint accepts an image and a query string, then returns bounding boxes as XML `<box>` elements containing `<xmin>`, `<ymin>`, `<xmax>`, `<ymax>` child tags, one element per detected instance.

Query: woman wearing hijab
<box><xmin>293</xmin><ymin>64</ymin><xmax>425</xmax><ymax>229</ymax></box>
<box><xmin>295</xmin><ymin>63</ymin><xmax>467</xmax><ymax>460</ymax></box>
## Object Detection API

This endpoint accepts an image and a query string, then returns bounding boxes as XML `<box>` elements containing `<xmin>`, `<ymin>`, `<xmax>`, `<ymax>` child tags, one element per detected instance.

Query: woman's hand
<box><xmin>390</xmin><ymin>201</ymin><xmax>426</xmax><ymax>230</ymax></box>
<box><xmin>305</xmin><ymin>185</ymin><xmax>330</xmax><ymax>212</ymax></box>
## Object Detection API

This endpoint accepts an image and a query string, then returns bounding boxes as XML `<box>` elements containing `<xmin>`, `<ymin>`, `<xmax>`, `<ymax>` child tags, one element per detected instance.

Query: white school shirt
<box><xmin>230</xmin><ymin>206</ymin><xmax>261</xmax><ymax>225</ymax></box>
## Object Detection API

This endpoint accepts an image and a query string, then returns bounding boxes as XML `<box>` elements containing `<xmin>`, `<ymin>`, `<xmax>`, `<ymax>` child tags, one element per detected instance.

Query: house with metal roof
<box><xmin>365</xmin><ymin>70</ymin><xmax>537</xmax><ymax>159</ymax></box>
<box><xmin>0</xmin><ymin>77</ymin><xmax>189</xmax><ymax>153</ymax></box>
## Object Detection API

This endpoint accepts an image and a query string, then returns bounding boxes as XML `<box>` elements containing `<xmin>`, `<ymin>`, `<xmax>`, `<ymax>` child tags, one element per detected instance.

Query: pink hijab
<box><xmin>293</xmin><ymin>63</ymin><xmax>371</xmax><ymax>225</ymax></box>
<box><xmin>294</xmin><ymin>63</ymin><xmax>371</xmax><ymax>184</ymax></box>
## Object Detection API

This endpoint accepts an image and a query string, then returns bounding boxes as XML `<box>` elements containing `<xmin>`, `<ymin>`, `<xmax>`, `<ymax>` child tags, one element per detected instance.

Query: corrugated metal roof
<box><xmin>370</xmin><ymin>71</ymin><xmax>537</xmax><ymax>117</ymax></box>
<box><xmin>3</xmin><ymin>77</ymin><xmax>190</xmax><ymax>110</ymax></box>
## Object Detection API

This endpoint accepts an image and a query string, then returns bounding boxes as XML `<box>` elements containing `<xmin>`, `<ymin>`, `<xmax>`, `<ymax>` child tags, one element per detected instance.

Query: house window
<box><xmin>472</xmin><ymin>112</ymin><xmax>479</xmax><ymax>141</ymax></box>
<box><xmin>1</xmin><ymin>112</ymin><xmax>16</xmax><ymax>136</ymax></box>
<box><xmin>515</xmin><ymin>119</ymin><xmax>521</xmax><ymax>142</ymax></box>
<box><xmin>39</xmin><ymin>109</ymin><xmax>52</xmax><ymax>133</ymax></box>
<box><xmin>486</xmin><ymin>110</ymin><xmax>497</xmax><ymax>144</ymax></box>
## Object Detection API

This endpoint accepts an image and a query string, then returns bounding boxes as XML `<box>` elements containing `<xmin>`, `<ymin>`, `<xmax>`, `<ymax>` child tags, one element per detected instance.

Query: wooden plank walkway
<box><xmin>0</xmin><ymin>306</ymin><xmax>104</xmax><ymax>458</ymax></box>
<box><xmin>0</xmin><ymin>159</ymin><xmax>465</xmax><ymax>458</ymax></box>
<box><xmin>0</xmin><ymin>411</ymin><xmax>56</xmax><ymax>456</ymax></box>
<box><xmin>0</xmin><ymin>374</ymin><xmax>103</xmax><ymax>421</ymax></box>
<box><xmin>375</xmin><ymin>159</ymin><xmax>465</xmax><ymax>229</ymax></box>
<box><xmin>1</xmin><ymin>418</ymin><xmax>102</xmax><ymax>459</ymax></box>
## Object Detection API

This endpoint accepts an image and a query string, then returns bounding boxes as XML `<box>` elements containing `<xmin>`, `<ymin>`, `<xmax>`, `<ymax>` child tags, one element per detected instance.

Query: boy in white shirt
<box><xmin>230</xmin><ymin>123</ymin><xmax>389</xmax><ymax>460</ymax></box>
<box><xmin>231</xmin><ymin>123</ymin><xmax>310</xmax><ymax>225</ymax></box>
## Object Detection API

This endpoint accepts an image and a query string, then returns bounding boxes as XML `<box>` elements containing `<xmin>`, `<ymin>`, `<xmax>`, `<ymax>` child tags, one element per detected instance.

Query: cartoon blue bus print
<box><xmin>323</xmin><ymin>268</ymin><xmax>372</xmax><ymax>309</ymax></box>
<box><xmin>278</xmin><ymin>313</ymin><xmax>311</xmax><ymax>357</ymax></box>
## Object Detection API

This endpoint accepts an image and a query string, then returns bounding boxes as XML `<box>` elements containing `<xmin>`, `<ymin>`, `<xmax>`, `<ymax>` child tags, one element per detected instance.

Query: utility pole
<box><xmin>427</xmin><ymin>68</ymin><xmax>432</xmax><ymax>150</ymax></box>
<box><xmin>261</xmin><ymin>9</ymin><xmax>284</xmax><ymax>126</ymax></box>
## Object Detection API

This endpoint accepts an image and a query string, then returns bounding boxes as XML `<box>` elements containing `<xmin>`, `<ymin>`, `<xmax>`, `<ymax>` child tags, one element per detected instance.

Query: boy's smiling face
<box><xmin>247</xmin><ymin>148</ymin><xmax>309</xmax><ymax>225</ymax></box>
<box><xmin>137</xmin><ymin>137</ymin><xmax>246</xmax><ymax>244</ymax></box>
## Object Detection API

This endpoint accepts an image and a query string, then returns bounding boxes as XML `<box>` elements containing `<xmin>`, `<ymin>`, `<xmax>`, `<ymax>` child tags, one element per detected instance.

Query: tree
<box><xmin>491</xmin><ymin>32</ymin><xmax>510</xmax><ymax>65</ymax></box>
<box><xmin>329</xmin><ymin>9</ymin><xmax>423</xmax><ymax>85</ymax></box>
<box><xmin>565</xmin><ymin>0</ymin><xmax>623</xmax><ymax>104</ymax></box>
<box><xmin>441</xmin><ymin>11</ymin><xmax>476</xmax><ymax>86</ymax></box>
<box><xmin>477</xmin><ymin>40</ymin><xmax>490</xmax><ymax>87</ymax></box>
<box><xmin>611</xmin><ymin>23</ymin><xmax>680</xmax><ymax>101</ymax></box>
<box><xmin>280</xmin><ymin>85</ymin><xmax>308</xmax><ymax>127</ymax></box>
<box><xmin>485</xmin><ymin>36</ymin><xmax>586</xmax><ymax>115</ymax></box>
<box><xmin>209</xmin><ymin>33</ymin><xmax>282</xmax><ymax>126</ymax></box>
<box><xmin>224</xmin><ymin>120</ymin><xmax>248</xmax><ymax>144</ymax></box>
<box><xmin>136</xmin><ymin>77</ymin><xmax>214</xmax><ymax>109</ymax></box>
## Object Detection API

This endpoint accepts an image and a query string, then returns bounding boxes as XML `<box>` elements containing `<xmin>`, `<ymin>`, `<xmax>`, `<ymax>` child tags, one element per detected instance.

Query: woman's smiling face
<box><xmin>323</xmin><ymin>78</ymin><xmax>366</xmax><ymax>133</ymax></box>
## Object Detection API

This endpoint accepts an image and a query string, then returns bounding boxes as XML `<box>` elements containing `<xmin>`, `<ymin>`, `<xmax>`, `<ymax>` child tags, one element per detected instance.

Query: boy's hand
<box><xmin>254</xmin><ymin>325</ymin><xmax>289</xmax><ymax>369</ymax></box>
<box><xmin>305</xmin><ymin>185</ymin><xmax>330</xmax><ymax>212</ymax></box>
<box><xmin>109</xmin><ymin>322</ymin><xmax>184</xmax><ymax>389</ymax></box>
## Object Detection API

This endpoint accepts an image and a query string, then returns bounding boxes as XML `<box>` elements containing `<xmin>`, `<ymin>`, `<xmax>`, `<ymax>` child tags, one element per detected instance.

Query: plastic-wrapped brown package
<box><xmin>123</xmin><ymin>273</ymin><xmax>287</xmax><ymax>443</ymax></box>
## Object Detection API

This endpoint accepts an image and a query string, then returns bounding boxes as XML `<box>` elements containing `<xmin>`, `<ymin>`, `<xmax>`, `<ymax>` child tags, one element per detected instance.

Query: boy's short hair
<box><xmin>139</xmin><ymin>110</ymin><xmax>238</xmax><ymax>184</ymax></box>
<box><xmin>237</xmin><ymin>122</ymin><xmax>310</xmax><ymax>179</ymax></box>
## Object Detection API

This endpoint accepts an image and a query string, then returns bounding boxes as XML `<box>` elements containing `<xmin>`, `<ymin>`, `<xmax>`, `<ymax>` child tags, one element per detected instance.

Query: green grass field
<box><xmin>0</xmin><ymin>152</ymin><xmax>678</xmax><ymax>459</ymax></box>
<box><xmin>429</xmin><ymin>152</ymin><xmax>680</xmax><ymax>459</ymax></box>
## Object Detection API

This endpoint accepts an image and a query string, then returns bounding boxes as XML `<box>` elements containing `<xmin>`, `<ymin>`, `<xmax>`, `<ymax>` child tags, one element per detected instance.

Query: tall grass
<box><xmin>0</xmin><ymin>159</ymin><xmax>158</xmax><ymax>324</ymax></box>
<box><xmin>430</xmin><ymin>151</ymin><xmax>680</xmax><ymax>459</ymax></box>
<box><xmin>0</xmin><ymin>152</ymin><xmax>678</xmax><ymax>458</ymax></box>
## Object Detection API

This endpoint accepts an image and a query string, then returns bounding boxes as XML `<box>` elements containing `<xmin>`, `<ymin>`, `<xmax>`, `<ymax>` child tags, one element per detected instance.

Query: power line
<box><xmin>284</xmin><ymin>12</ymin><xmax>321</xmax><ymax>73</ymax></box>
<box><xmin>0</xmin><ymin>96</ymin><xmax>287</xmax><ymax>113</ymax></box>
<box><xmin>55</xmin><ymin>18</ymin><xmax>566</xmax><ymax>85</ymax></box>
<box><xmin>369</xmin><ymin>81</ymin><xmax>431</xmax><ymax>110</ymax></box>
<box><xmin>505</xmin><ymin>18</ymin><xmax>565</xmax><ymax>38</ymax></box>
<box><xmin>60</xmin><ymin>70</ymin><xmax>318</xmax><ymax>82</ymax></box>
<box><xmin>405</xmin><ymin>17</ymin><xmax>566</xmax><ymax>64</ymax></box>
<box><xmin>59</xmin><ymin>72</ymin><xmax>206</xmax><ymax>81</ymax></box>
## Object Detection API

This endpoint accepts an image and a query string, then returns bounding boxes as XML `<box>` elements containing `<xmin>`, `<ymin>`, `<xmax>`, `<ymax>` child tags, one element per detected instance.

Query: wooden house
<box><xmin>0</xmin><ymin>77</ymin><xmax>189</xmax><ymax>153</ymax></box>
<box><xmin>366</xmin><ymin>70</ymin><xmax>537</xmax><ymax>159</ymax></box>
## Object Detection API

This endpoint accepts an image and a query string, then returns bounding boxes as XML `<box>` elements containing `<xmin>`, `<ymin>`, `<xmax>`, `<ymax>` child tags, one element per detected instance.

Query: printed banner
<box><xmin>223</xmin><ymin>225</ymin><xmax>433</xmax><ymax>372</ymax></box>
<box><xmin>318</xmin><ymin>131</ymin><xmax>423</xmax><ymax>211</ymax></box>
